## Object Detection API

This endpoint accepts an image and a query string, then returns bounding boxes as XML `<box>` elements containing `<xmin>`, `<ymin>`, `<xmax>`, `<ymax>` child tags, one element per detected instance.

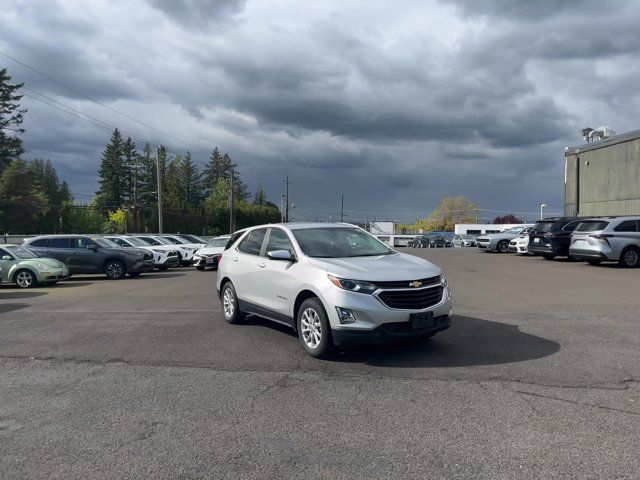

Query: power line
<box><xmin>1</xmin><ymin>49</ymin><xmax>209</xmax><ymax>154</ymax></box>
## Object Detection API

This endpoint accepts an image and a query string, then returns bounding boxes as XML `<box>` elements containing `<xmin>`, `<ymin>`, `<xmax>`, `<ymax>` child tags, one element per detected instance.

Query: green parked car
<box><xmin>0</xmin><ymin>244</ymin><xmax>69</xmax><ymax>288</ymax></box>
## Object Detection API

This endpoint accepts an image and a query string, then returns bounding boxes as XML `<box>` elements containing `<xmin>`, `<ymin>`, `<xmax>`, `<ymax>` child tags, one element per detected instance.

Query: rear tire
<box><xmin>221</xmin><ymin>282</ymin><xmax>245</xmax><ymax>324</ymax></box>
<box><xmin>619</xmin><ymin>246</ymin><xmax>640</xmax><ymax>268</ymax></box>
<box><xmin>14</xmin><ymin>269</ymin><xmax>38</xmax><ymax>289</ymax></box>
<box><xmin>296</xmin><ymin>297</ymin><xmax>333</xmax><ymax>358</ymax></box>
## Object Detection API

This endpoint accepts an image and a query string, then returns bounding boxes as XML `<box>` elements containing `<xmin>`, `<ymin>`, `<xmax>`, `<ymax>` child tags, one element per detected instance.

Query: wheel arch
<box><xmin>13</xmin><ymin>267</ymin><xmax>37</xmax><ymax>285</ymax></box>
<box><xmin>102</xmin><ymin>257</ymin><xmax>127</xmax><ymax>273</ymax></box>
<box><xmin>292</xmin><ymin>289</ymin><xmax>323</xmax><ymax>333</ymax></box>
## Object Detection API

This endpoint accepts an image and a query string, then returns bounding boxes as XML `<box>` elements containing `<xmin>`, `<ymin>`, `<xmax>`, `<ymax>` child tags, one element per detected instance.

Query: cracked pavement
<box><xmin>1</xmin><ymin>249</ymin><xmax>639</xmax><ymax>479</ymax></box>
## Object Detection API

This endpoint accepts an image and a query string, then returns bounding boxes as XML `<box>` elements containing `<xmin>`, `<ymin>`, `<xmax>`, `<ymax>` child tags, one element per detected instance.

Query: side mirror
<box><xmin>267</xmin><ymin>249</ymin><xmax>295</xmax><ymax>262</ymax></box>
<box><xmin>2</xmin><ymin>255</ymin><xmax>11</xmax><ymax>261</ymax></box>
<box><xmin>86</xmin><ymin>245</ymin><xmax>98</xmax><ymax>251</ymax></box>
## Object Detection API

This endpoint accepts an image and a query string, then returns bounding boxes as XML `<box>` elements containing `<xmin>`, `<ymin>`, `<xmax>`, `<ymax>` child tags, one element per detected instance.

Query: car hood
<box><xmin>196</xmin><ymin>247</ymin><xmax>224</xmax><ymax>255</ymax></box>
<box><xmin>478</xmin><ymin>232</ymin><xmax>520</xmax><ymax>241</ymax></box>
<box><xmin>23</xmin><ymin>257</ymin><xmax>65</xmax><ymax>269</ymax></box>
<box><xmin>307</xmin><ymin>252</ymin><xmax>441</xmax><ymax>281</ymax></box>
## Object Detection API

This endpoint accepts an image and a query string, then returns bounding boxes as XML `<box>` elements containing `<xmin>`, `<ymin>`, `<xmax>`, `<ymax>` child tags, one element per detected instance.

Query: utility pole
<box><xmin>341</xmin><ymin>195</ymin><xmax>344</xmax><ymax>222</ymax></box>
<box><xmin>133</xmin><ymin>164</ymin><xmax>138</xmax><ymax>233</ymax></box>
<box><xmin>156</xmin><ymin>147</ymin><xmax>164</xmax><ymax>234</ymax></box>
<box><xmin>283</xmin><ymin>176</ymin><xmax>291</xmax><ymax>222</ymax></box>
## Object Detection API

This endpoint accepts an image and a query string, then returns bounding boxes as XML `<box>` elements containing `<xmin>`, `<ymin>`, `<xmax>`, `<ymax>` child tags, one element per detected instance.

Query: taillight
<box><xmin>589</xmin><ymin>234</ymin><xmax>612</xmax><ymax>246</ymax></box>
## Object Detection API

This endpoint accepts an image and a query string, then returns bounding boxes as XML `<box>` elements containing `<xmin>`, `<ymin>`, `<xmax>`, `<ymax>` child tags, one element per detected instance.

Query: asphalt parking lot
<box><xmin>1</xmin><ymin>248</ymin><xmax>639</xmax><ymax>479</ymax></box>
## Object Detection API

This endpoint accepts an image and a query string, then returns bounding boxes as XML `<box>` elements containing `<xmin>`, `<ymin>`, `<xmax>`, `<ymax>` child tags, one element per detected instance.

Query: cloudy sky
<box><xmin>2</xmin><ymin>0</ymin><xmax>639</xmax><ymax>222</ymax></box>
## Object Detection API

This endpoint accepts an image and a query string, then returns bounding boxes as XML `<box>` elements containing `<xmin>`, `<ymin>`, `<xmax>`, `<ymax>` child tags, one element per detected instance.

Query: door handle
<box><xmin>258</xmin><ymin>262</ymin><xmax>266</xmax><ymax>268</ymax></box>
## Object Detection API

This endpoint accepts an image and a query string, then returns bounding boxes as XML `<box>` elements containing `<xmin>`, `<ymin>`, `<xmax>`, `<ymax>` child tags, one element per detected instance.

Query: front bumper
<box><xmin>332</xmin><ymin>314</ymin><xmax>451</xmax><ymax>346</ymax></box>
<box><xmin>128</xmin><ymin>259</ymin><xmax>155</xmax><ymax>273</ymax></box>
<box><xmin>194</xmin><ymin>255</ymin><xmax>220</xmax><ymax>268</ymax></box>
<box><xmin>156</xmin><ymin>255</ymin><xmax>180</xmax><ymax>268</ymax></box>
<box><xmin>323</xmin><ymin>284</ymin><xmax>453</xmax><ymax>343</ymax></box>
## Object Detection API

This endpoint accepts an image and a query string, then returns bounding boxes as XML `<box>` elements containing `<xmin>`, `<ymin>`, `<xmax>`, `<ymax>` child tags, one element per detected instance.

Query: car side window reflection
<box><xmin>266</xmin><ymin>229</ymin><xmax>295</xmax><ymax>257</ymax></box>
<box><xmin>237</xmin><ymin>229</ymin><xmax>267</xmax><ymax>256</ymax></box>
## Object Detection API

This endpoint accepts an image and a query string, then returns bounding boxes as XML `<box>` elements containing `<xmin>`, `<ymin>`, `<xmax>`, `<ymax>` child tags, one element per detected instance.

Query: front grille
<box><xmin>378</xmin><ymin>286</ymin><xmax>443</xmax><ymax>310</ymax></box>
<box><xmin>477</xmin><ymin>238</ymin><xmax>490</xmax><ymax>243</ymax></box>
<box><xmin>373</xmin><ymin>275</ymin><xmax>440</xmax><ymax>290</ymax></box>
<box><xmin>381</xmin><ymin>315</ymin><xmax>450</xmax><ymax>334</ymax></box>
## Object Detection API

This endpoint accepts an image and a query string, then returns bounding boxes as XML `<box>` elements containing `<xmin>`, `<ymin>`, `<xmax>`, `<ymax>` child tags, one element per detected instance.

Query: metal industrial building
<box><xmin>564</xmin><ymin>129</ymin><xmax>640</xmax><ymax>216</ymax></box>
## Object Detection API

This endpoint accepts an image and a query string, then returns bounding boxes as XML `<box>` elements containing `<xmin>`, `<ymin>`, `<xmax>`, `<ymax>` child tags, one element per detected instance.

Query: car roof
<box><xmin>238</xmin><ymin>222</ymin><xmax>358</xmax><ymax>232</ymax></box>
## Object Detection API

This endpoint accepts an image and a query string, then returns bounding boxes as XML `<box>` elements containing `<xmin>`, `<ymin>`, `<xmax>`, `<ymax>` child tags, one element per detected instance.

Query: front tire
<box><xmin>620</xmin><ymin>246</ymin><xmax>640</xmax><ymax>268</ymax></box>
<box><xmin>297</xmin><ymin>297</ymin><xmax>333</xmax><ymax>358</ymax></box>
<box><xmin>221</xmin><ymin>282</ymin><xmax>245</xmax><ymax>324</ymax></box>
<box><xmin>497</xmin><ymin>240</ymin><xmax>509</xmax><ymax>253</ymax></box>
<box><xmin>14</xmin><ymin>269</ymin><xmax>38</xmax><ymax>289</ymax></box>
<box><xmin>104</xmin><ymin>260</ymin><xmax>126</xmax><ymax>280</ymax></box>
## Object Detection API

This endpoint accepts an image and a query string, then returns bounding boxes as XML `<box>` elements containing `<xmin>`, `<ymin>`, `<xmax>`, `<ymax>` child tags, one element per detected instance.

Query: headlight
<box><xmin>440</xmin><ymin>275</ymin><xmax>448</xmax><ymax>288</ymax></box>
<box><xmin>36</xmin><ymin>263</ymin><xmax>47</xmax><ymax>269</ymax></box>
<box><xmin>327</xmin><ymin>275</ymin><xmax>377</xmax><ymax>294</ymax></box>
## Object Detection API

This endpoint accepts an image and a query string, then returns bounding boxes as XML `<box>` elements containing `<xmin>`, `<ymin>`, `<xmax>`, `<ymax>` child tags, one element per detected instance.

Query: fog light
<box><xmin>336</xmin><ymin>307</ymin><xmax>356</xmax><ymax>324</ymax></box>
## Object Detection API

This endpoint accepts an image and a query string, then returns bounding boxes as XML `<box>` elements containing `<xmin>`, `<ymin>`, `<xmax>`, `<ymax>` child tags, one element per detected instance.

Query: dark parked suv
<box><xmin>23</xmin><ymin>235</ymin><xmax>154</xmax><ymax>279</ymax></box>
<box><xmin>528</xmin><ymin>217</ymin><xmax>583</xmax><ymax>260</ymax></box>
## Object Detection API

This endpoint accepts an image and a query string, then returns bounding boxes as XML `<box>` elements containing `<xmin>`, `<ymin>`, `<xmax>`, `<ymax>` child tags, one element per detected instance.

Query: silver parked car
<box><xmin>452</xmin><ymin>234</ymin><xmax>477</xmax><ymax>247</ymax></box>
<box><xmin>216</xmin><ymin>223</ymin><xmax>453</xmax><ymax>358</ymax></box>
<box><xmin>570</xmin><ymin>217</ymin><xmax>640</xmax><ymax>267</ymax></box>
<box><xmin>476</xmin><ymin>225</ymin><xmax>533</xmax><ymax>253</ymax></box>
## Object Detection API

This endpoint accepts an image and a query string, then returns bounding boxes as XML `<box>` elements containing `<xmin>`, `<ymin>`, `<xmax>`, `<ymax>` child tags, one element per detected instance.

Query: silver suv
<box><xmin>570</xmin><ymin>217</ymin><xmax>640</xmax><ymax>267</ymax></box>
<box><xmin>216</xmin><ymin>223</ymin><xmax>452</xmax><ymax>358</ymax></box>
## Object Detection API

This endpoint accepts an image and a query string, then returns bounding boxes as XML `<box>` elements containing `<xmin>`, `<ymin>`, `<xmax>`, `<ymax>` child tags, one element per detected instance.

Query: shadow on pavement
<box><xmin>241</xmin><ymin>315</ymin><xmax>298</xmax><ymax>338</ymax></box>
<box><xmin>330</xmin><ymin>315</ymin><xmax>560</xmax><ymax>368</ymax></box>
<box><xmin>66</xmin><ymin>273</ymin><xmax>186</xmax><ymax>282</ymax></box>
<box><xmin>130</xmin><ymin>273</ymin><xmax>187</xmax><ymax>279</ymax></box>
<box><xmin>0</xmin><ymin>303</ymin><xmax>31</xmax><ymax>314</ymax></box>
<box><xmin>0</xmin><ymin>290</ymin><xmax>48</xmax><ymax>298</ymax></box>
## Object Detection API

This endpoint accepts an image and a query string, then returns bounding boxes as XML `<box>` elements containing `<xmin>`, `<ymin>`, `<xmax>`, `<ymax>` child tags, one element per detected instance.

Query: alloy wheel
<box><xmin>300</xmin><ymin>308</ymin><xmax>322</xmax><ymax>349</ymax></box>
<box><xmin>223</xmin><ymin>287</ymin><xmax>235</xmax><ymax>319</ymax></box>
<box><xmin>623</xmin><ymin>249</ymin><xmax>639</xmax><ymax>267</ymax></box>
<box><xmin>16</xmin><ymin>271</ymin><xmax>33</xmax><ymax>288</ymax></box>
<box><xmin>106</xmin><ymin>262</ymin><xmax>124</xmax><ymax>279</ymax></box>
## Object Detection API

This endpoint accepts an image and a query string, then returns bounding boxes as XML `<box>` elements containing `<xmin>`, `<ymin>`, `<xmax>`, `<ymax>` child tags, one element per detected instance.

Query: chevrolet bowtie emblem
<box><xmin>409</xmin><ymin>281</ymin><xmax>422</xmax><ymax>288</ymax></box>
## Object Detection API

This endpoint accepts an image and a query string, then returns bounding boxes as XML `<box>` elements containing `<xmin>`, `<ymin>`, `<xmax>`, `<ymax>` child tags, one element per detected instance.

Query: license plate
<box><xmin>206</xmin><ymin>258</ymin><xmax>215</xmax><ymax>264</ymax></box>
<box><xmin>410</xmin><ymin>311</ymin><xmax>434</xmax><ymax>329</ymax></box>
<box><xmin>534</xmin><ymin>238</ymin><xmax>540</xmax><ymax>243</ymax></box>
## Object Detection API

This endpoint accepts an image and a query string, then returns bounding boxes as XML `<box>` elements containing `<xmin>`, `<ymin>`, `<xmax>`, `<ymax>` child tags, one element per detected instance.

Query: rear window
<box><xmin>613</xmin><ymin>220</ymin><xmax>639</xmax><ymax>232</ymax></box>
<box><xmin>575</xmin><ymin>221</ymin><xmax>609</xmax><ymax>232</ymax></box>
<box><xmin>237</xmin><ymin>229</ymin><xmax>267</xmax><ymax>255</ymax></box>
<box><xmin>532</xmin><ymin>221</ymin><xmax>555</xmax><ymax>233</ymax></box>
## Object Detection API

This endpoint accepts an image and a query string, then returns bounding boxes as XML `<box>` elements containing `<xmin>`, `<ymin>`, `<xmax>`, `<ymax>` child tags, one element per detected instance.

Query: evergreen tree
<box><xmin>202</xmin><ymin>147</ymin><xmax>223</xmax><ymax>196</ymax></box>
<box><xmin>122</xmin><ymin>136</ymin><xmax>140</xmax><ymax>205</ymax></box>
<box><xmin>96</xmin><ymin>128</ymin><xmax>126</xmax><ymax>212</ymax></box>
<box><xmin>181</xmin><ymin>151</ymin><xmax>202</xmax><ymax>209</ymax></box>
<box><xmin>254</xmin><ymin>184</ymin><xmax>266</xmax><ymax>205</ymax></box>
<box><xmin>0</xmin><ymin>67</ymin><xmax>26</xmax><ymax>174</ymax></box>
<box><xmin>0</xmin><ymin>158</ymin><xmax>48</xmax><ymax>234</ymax></box>
<box><xmin>31</xmin><ymin>158</ymin><xmax>72</xmax><ymax>232</ymax></box>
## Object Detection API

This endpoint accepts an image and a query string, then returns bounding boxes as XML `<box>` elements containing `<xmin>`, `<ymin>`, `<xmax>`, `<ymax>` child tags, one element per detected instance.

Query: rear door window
<box><xmin>50</xmin><ymin>238</ymin><xmax>70</xmax><ymax>248</ymax></box>
<box><xmin>29</xmin><ymin>238</ymin><xmax>49</xmax><ymax>247</ymax></box>
<box><xmin>71</xmin><ymin>237</ymin><xmax>95</xmax><ymax>248</ymax></box>
<box><xmin>562</xmin><ymin>221</ymin><xmax>582</xmax><ymax>232</ymax></box>
<box><xmin>237</xmin><ymin>229</ymin><xmax>267</xmax><ymax>256</ymax></box>
<box><xmin>613</xmin><ymin>220</ymin><xmax>639</xmax><ymax>232</ymax></box>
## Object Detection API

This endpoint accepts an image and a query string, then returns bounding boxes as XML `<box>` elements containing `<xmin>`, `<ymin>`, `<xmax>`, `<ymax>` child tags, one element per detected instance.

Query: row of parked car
<box><xmin>408</xmin><ymin>233</ymin><xmax>477</xmax><ymax>248</ymax></box>
<box><xmin>0</xmin><ymin>233</ymin><xmax>230</xmax><ymax>288</ymax></box>
<box><xmin>475</xmin><ymin>216</ymin><xmax>640</xmax><ymax>267</ymax></box>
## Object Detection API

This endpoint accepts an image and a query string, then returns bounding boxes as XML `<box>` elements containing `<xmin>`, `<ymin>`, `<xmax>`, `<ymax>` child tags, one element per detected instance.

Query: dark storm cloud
<box><xmin>3</xmin><ymin>0</ymin><xmax>639</xmax><ymax>219</ymax></box>
<box><xmin>148</xmin><ymin>0</ymin><xmax>247</xmax><ymax>27</ymax></box>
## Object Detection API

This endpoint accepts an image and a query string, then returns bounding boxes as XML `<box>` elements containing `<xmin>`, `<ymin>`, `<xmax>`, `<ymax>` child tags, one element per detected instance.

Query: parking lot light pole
<box><xmin>540</xmin><ymin>203</ymin><xmax>547</xmax><ymax>220</ymax></box>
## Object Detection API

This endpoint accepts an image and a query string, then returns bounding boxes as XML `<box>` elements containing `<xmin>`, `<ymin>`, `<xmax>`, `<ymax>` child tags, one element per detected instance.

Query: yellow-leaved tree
<box><xmin>419</xmin><ymin>196</ymin><xmax>478</xmax><ymax>232</ymax></box>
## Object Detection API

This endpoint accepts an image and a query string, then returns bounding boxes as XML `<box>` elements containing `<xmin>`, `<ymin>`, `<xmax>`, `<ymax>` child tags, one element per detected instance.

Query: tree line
<box><xmin>0</xmin><ymin>67</ymin><xmax>280</xmax><ymax>235</ymax></box>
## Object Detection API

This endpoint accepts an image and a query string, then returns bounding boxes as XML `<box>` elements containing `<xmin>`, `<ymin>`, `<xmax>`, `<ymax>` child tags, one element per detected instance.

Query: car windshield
<box><xmin>292</xmin><ymin>227</ymin><xmax>393</xmax><ymax>258</ymax></box>
<box><xmin>152</xmin><ymin>237</ymin><xmax>173</xmax><ymax>245</ymax></box>
<box><xmin>461</xmin><ymin>234</ymin><xmax>476</xmax><ymax>239</ymax></box>
<box><xmin>207</xmin><ymin>238</ymin><xmax>229</xmax><ymax>247</ymax></box>
<box><xmin>179</xmin><ymin>234</ymin><xmax>205</xmax><ymax>243</ymax></box>
<box><xmin>92</xmin><ymin>237</ymin><xmax>119</xmax><ymax>248</ymax></box>
<box><xmin>163</xmin><ymin>237</ymin><xmax>186</xmax><ymax>245</ymax></box>
<box><xmin>123</xmin><ymin>237</ymin><xmax>148</xmax><ymax>247</ymax></box>
<box><xmin>575</xmin><ymin>221</ymin><xmax>609</xmax><ymax>232</ymax></box>
<box><xmin>502</xmin><ymin>227</ymin><xmax>523</xmax><ymax>234</ymax></box>
<box><xmin>6</xmin><ymin>246</ymin><xmax>38</xmax><ymax>259</ymax></box>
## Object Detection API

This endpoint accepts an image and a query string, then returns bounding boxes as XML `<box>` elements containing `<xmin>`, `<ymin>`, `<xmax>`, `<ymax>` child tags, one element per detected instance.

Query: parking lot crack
<box><xmin>513</xmin><ymin>389</ymin><xmax>639</xmax><ymax>416</ymax></box>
